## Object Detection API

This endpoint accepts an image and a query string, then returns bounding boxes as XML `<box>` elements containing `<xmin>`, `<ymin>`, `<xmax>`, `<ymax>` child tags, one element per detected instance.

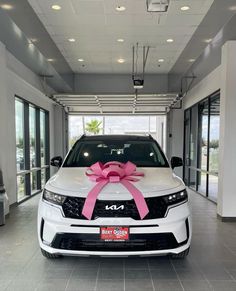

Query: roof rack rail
<box><xmin>148</xmin><ymin>134</ymin><xmax>154</xmax><ymax>140</ymax></box>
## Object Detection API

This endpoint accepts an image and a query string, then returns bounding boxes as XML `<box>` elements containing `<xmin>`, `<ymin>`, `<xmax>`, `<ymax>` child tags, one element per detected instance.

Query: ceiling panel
<box><xmin>28</xmin><ymin>0</ymin><xmax>214</xmax><ymax>74</ymax></box>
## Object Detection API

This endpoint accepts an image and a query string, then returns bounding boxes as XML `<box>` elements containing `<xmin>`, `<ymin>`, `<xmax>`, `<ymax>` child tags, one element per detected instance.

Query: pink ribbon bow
<box><xmin>82</xmin><ymin>161</ymin><xmax>149</xmax><ymax>220</ymax></box>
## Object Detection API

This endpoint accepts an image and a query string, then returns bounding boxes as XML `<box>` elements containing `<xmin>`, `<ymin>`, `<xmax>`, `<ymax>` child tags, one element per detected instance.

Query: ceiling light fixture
<box><xmin>166</xmin><ymin>38</ymin><xmax>174</xmax><ymax>43</ymax></box>
<box><xmin>68</xmin><ymin>38</ymin><xmax>76</xmax><ymax>42</ymax></box>
<box><xmin>181</xmin><ymin>6</ymin><xmax>190</xmax><ymax>11</ymax></box>
<box><xmin>47</xmin><ymin>58</ymin><xmax>54</xmax><ymax>62</ymax></box>
<box><xmin>116</xmin><ymin>6</ymin><xmax>126</xmax><ymax>12</ymax></box>
<box><xmin>188</xmin><ymin>59</ymin><xmax>195</xmax><ymax>63</ymax></box>
<box><xmin>117</xmin><ymin>58</ymin><xmax>125</xmax><ymax>63</ymax></box>
<box><xmin>147</xmin><ymin>0</ymin><xmax>170</xmax><ymax>12</ymax></box>
<box><xmin>78</xmin><ymin>58</ymin><xmax>84</xmax><ymax>62</ymax></box>
<box><xmin>117</xmin><ymin>38</ymin><xmax>124</xmax><ymax>42</ymax></box>
<box><xmin>204</xmin><ymin>38</ymin><xmax>212</xmax><ymax>43</ymax></box>
<box><xmin>158</xmin><ymin>59</ymin><xmax>164</xmax><ymax>62</ymax></box>
<box><xmin>51</xmin><ymin>4</ymin><xmax>61</xmax><ymax>10</ymax></box>
<box><xmin>1</xmin><ymin>4</ymin><xmax>13</xmax><ymax>10</ymax></box>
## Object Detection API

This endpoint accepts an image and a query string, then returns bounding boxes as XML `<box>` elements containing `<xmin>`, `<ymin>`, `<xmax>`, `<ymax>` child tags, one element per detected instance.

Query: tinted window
<box><xmin>63</xmin><ymin>140</ymin><xmax>169</xmax><ymax>167</ymax></box>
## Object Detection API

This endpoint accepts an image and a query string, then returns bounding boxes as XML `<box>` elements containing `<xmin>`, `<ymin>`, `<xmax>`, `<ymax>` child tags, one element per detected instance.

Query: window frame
<box><xmin>15</xmin><ymin>95</ymin><xmax>50</xmax><ymax>202</ymax></box>
<box><xmin>183</xmin><ymin>90</ymin><xmax>220</xmax><ymax>202</ymax></box>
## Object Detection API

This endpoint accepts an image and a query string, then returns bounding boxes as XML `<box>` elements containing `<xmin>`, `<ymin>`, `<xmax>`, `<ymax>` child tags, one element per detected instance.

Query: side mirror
<box><xmin>50</xmin><ymin>156</ymin><xmax>63</xmax><ymax>168</ymax></box>
<box><xmin>170</xmin><ymin>156</ymin><xmax>183</xmax><ymax>169</ymax></box>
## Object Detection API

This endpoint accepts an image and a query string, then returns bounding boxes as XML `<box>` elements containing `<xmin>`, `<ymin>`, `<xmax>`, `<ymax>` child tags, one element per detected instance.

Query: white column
<box><xmin>0</xmin><ymin>43</ymin><xmax>8</xmax><ymax>172</ymax></box>
<box><xmin>218</xmin><ymin>41</ymin><xmax>236</xmax><ymax>220</ymax></box>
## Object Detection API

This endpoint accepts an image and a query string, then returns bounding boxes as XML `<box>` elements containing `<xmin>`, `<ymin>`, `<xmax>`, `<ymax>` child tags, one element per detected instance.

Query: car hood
<box><xmin>46</xmin><ymin>167</ymin><xmax>185</xmax><ymax>199</ymax></box>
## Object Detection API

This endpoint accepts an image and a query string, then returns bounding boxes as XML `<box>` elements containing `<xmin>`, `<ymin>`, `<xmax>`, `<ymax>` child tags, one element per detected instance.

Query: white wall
<box><xmin>167</xmin><ymin>64</ymin><xmax>221</xmax><ymax>178</ymax></box>
<box><xmin>166</xmin><ymin>108</ymin><xmax>184</xmax><ymax>178</ymax></box>
<box><xmin>183</xmin><ymin>66</ymin><xmax>221</xmax><ymax>110</ymax></box>
<box><xmin>218</xmin><ymin>41</ymin><xmax>236</xmax><ymax>219</ymax></box>
<box><xmin>0</xmin><ymin>42</ymin><xmax>65</xmax><ymax>205</ymax></box>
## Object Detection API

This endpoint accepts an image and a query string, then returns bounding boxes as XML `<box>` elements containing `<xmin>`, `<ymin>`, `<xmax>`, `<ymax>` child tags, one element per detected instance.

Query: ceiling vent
<box><xmin>146</xmin><ymin>0</ymin><xmax>170</xmax><ymax>12</ymax></box>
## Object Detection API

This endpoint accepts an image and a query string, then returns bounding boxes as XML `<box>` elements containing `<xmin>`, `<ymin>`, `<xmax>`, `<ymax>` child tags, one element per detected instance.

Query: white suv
<box><xmin>38</xmin><ymin>135</ymin><xmax>191</xmax><ymax>258</ymax></box>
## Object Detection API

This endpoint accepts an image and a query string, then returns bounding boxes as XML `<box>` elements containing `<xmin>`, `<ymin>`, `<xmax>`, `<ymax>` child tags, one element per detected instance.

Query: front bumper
<box><xmin>38</xmin><ymin>199</ymin><xmax>192</xmax><ymax>257</ymax></box>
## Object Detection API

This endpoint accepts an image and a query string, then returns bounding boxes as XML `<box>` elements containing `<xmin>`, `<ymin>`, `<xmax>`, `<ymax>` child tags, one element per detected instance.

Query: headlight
<box><xmin>43</xmin><ymin>189</ymin><xmax>66</xmax><ymax>205</ymax></box>
<box><xmin>163</xmin><ymin>190</ymin><xmax>188</xmax><ymax>206</ymax></box>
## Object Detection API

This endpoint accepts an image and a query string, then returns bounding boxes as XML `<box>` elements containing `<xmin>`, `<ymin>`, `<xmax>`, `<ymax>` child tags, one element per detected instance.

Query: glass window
<box><xmin>209</xmin><ymin>96</ymin><xmax>220</xmax><ymax>175</ymax></box>
<box><xmin>16</xmin><ymin>175</ymin><xmax>26</xmax><ymax>201</ymax></box>
<box><xmin>184</xmin><ymin>92</ymin><xmax>220</xmax><ymax>202</ymax></box>
<box><xmin>31</xmin><ymin>171</ymin><xmax>38</xmax><ymax>193</ymax></box>
<box><xmin>199</xmin><ymin>100</ymin><xmax>209</xmax><ymax>172</ymax></box>
<box><xmin>29</xmin><ymin>106</ymin><xmax>36</xmax><ymax>168</ymax></box>
<box><xmin>68</xmin><ymin>116</ymin><xmax>83</xmax><ymax>147</ymax></box>
<box><xmin>40</xmin><ymin>111</ymin><xmax>46</xmax><ymax>166</ymax></box>
<box><xmin>15</xmin><ymin>99</ymin><xmax>25</xmax><ymax>172</ymax></box>
<box><xmin>208</xmin><ymin>175</ymin><xmax>218</xmax><ymax>202</ymax></box>
<box><xmin>41</xmin><ymin>168</ymin><xmax>46</xmax><ymax>188</ymax></box>
<box><xmin>15</xmin><ymin>97</ymin><xmax>50</xmax><ymax>201</ymax></box>
<box><xmin>197</xmin><ymin>172</ymin><xmax>207</xmax><ymax>196</ymax></box>
<box><xmin>64</xmin><ymin>140</ymin><xmax>169</xmax><ymax>168</ymax></box>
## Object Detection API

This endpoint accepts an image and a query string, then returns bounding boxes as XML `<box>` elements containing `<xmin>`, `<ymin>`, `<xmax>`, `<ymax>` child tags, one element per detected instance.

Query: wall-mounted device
<box><xmin>133</xmin><ymin>79</ymin><xmax>144</xmax><ymax>89</ymax></box>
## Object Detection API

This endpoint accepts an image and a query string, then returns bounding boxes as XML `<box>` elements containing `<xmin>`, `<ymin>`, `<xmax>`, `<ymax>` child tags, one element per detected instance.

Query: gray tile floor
<box><xmin>0</xmin><ymin>189</ymin><xmax>236</xmax><ymax>291</ymax></box>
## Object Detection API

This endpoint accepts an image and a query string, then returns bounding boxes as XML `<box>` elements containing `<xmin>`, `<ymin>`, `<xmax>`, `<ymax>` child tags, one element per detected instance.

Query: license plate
<box><xmin>100</xmin><ymin>226</ymin><xmax>129</xmax><ymax>241</ymax></box>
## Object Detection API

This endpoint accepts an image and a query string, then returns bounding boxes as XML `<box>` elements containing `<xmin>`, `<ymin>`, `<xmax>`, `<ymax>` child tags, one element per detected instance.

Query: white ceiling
<box><xmin>28</xmin><ymin>0</ymin><xmax>214</xmax><ymax>74</ymax></box>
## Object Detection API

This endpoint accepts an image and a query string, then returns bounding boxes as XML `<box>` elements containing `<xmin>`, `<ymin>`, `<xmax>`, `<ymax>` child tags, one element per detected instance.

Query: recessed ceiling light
<box><xmin>30</xmin><ymin>38</ymin><xmax>38</xmax><ymax>43</ymax></box>
<box><xmin>181</xmin><ymin>6</ymin><xmax>190</xmax><ymax>11</ymax></box>
<box><xmin>1</xmin><ymin>4</ymin><xmax>13</xmax><ymax>10</ymax></box>
<box><xmin>204</xmin><ymin>38</ymin><xmax>212</xmax><ymax>43</ymax></box>
<box><xmin>117</xmin><ymin>58</ymin><xmax>125</xmax><ymax>63</ymax></box>
<box><xmin>51</xmin><ymin>4</ymin><xmax>61</xmax><ymax>10</ymax></box>
<box><xmin>47</xmin><ymin>58</ymin><xmax>54</xmax><ymax>62</ymax></box>
<box><xmin>188</xmin><ymin>59</ymin><xmax>195</xmax><ymax>63</ymax></box>
<box><xmin>116</xmin><ymin>6</ymin><xmax>126</xmax><ymax>12</ymax></box>
<box><xmin>117</xmin><ymin>38</ymin><xmax>124</xmax><ymax>42</ymax></box>
<box><xmin>68</xmin><ymin>38</ymin><xmax>76</xmax><ymax>42</ymax></box>
<box><xmin>166</xmin><ymin>38</ymin><xmax>174</xmax><ymax>43</ymax></box>
<box><xmin>158</xmin><ymin>59</ymin><xmax>164</xmax><ymax>62</ymax></box>
<box><xmin>78</xmin><ymin>58</ymin><xmax>84</xmax><ymax>62</ymax></box>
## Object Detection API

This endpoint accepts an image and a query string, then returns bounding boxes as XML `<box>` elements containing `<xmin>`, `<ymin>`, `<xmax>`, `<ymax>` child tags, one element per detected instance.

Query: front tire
<box><xmin>171</xmin><ymin>247</ymin><xmax>190</xmax><ymax>259</ymax></box>
<box><xmin>41</xmin><ymin>248</ymin><xmax>61</xmax><ymax>259</ymax></box>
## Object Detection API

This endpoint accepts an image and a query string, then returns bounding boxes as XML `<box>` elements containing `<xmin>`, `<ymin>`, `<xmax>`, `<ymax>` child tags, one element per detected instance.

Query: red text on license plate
<box><xmin>100</xmin><ymin>226</ymin><xmax>129</xmax><ymax>241</ymax></box>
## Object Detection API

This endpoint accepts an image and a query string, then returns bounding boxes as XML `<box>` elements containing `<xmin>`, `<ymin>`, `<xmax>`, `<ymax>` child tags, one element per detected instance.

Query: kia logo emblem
<box><xmin>105</xmin><ymin>205</ymin><xmax>125</xmax><ymax>211</ymax></box>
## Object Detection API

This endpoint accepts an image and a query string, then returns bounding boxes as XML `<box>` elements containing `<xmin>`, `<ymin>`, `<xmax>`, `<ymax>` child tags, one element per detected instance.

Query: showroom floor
<box><xmin>0</xmin><ymin>190</ymin><xmax>236</xmax><ymax>291</ymax></box>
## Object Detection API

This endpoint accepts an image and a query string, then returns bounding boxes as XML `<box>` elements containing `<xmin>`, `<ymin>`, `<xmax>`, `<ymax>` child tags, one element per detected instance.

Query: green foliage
<box><xmin>209</xmin><ymin>139</ymin><xmax>219</xmax><ymax>149</ymax></box>
<box><xmin>85</xmin><ymin>119</ymin><xmax>102</xmax><ymax>135</ymax></box>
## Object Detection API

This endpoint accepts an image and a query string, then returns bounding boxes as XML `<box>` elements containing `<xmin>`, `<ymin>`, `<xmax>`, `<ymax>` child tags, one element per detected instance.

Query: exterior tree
<box><xmin>85</xmin><ymin>119</ymin><xmax>102</xmax><ymax>135</ymax></box>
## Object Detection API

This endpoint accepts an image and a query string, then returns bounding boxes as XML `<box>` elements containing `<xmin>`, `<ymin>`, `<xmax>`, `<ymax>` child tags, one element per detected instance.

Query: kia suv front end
<box><xmin>38</xmin><ymin>135</ymin><xmax>191</xmax><ymax>258</ymax></box>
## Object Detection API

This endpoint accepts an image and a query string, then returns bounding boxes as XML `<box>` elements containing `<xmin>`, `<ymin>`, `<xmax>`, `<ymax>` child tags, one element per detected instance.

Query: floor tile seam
<box><xmin>147</xmin><ymin>259</ymin><xmax>156</xmax><ymax>291</ymax></box>
<box><xmin>123</xmin><ymin>259</ymin><xmax>125</xmax><ymax>291</ymax></box>
<box><xmin>170</xmin><ymin>259</ymin><xmax>185</xmax><ymax>291</ymax></box>
<box><xmin>190</xmin><ymin>258</ymin><xmax>214</xmax><ymax>290</ymax></box>
<box><xmin>3</xmin><ymin>247</ymin><xmax>40</xmax><ymax>291</ymax></box>
<box><xmin>223</xmin><ymin>267</ymin><xmax>236</xmax><ymax>282</ymax></box>
<box><xmin>93</xmin><ymin>261</ymin><xmax>101</xmax><ymax>291</ymax></box>
<box><xmin>65</xmin><ymin>263</ymin><xmax>76</xmax><ymax>291</ymax></box>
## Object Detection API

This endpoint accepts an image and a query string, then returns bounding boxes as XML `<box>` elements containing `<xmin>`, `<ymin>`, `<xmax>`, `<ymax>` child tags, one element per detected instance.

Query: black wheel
<box><xmin>41</xmin><ymin>248</ymin><xmax>61</xmax><ymax>259</ymax></box>
<box><xmin>171</xmin><ymin>247</ymin><xmax>190</xmax><ymax>259</ymax></box>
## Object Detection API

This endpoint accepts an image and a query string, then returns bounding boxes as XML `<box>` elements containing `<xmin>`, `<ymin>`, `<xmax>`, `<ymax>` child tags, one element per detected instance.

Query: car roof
<box><xmin>80</xmin><ymin>134</ymin><xmax>154</xmax><ymax>142</ymax></box>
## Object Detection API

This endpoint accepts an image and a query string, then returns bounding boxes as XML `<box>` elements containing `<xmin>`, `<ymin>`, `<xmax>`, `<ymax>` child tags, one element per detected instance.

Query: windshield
<box><xmin>63</xmin><ymin>140</ymin><xmax>169</xmax><ymax>168</ymax></box>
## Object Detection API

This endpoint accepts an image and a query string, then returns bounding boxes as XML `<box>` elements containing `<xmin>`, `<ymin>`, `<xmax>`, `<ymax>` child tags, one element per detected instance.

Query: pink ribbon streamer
<box><xmin>82</xmin><ymin>161</ymin><xmax>149</xmax><ymax>220</ymax></box>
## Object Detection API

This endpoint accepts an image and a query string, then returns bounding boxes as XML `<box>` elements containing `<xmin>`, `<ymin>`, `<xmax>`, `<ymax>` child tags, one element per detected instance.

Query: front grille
<box><xmin>62</xmin><ymin>196</ymin><xmax>168</xmax><ymax>220</ymax></box>
<box><xmin>51</xmin><ymin>233</ymin><xmax>186</xmax><ymax>252</ymax></box>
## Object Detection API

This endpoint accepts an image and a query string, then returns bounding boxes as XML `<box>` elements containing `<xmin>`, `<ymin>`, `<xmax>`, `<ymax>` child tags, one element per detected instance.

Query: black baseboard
<box><xmin>217</xmin><ymin>214</ymin><xmax>236</xmax><ymax>222</ymax></box>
